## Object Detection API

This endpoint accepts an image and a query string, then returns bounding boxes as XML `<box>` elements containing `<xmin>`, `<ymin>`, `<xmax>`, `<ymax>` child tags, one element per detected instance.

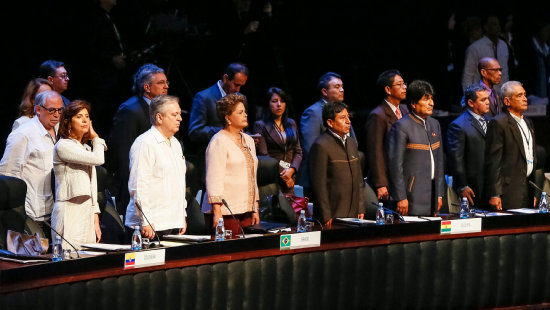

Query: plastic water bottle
<box><xmin>297</xmin><ymin>210</ymin><xmax>307</xmax><ymax>232</ymax></box>
<box><xmin>131</xmin><ymin>226</ymin><xmax>142</xmax><ymax>251</ymax></box>
<box><xmin>460</xmin><ymin>197</ymin><xmax>469</xmax><ymax>219</ymax></box>
<box><xmin>52</xmin><ymin>235</ymin><xmax>62</xmax><ymax>262</ymax></box>
<box><xmin>539</xmin><ymin>192</ymin><xmax>548</xmax><ymax>214</ymax></box>
<box><xmin>376</xmin><ymin>203</ymin><xmax>385</xmax><ymax>225</ymax></box>
<box><xmin>215</xmin><ymin>218</ymin><xmax>225</xmax><ymax>241</ymax></box>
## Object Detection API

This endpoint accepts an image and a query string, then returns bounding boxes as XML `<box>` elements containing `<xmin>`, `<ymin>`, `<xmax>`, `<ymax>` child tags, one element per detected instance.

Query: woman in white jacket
<box><xmin>51</xmin><ymin>100</ymin><xmax>107</xmax><ymax>250</ymax></box>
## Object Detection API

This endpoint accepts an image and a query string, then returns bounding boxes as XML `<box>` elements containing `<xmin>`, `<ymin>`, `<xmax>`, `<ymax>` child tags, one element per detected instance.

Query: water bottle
<box><xmin>297</xmin><ymin>210</ymin><xmax>307</xmax><ymax>232</ymax></box>
<box><xmin>52</xmin><ymin>235</ymin><xmax>62</xmax><ymax>262</ymax></box>
<box><xmin>131</xmin><ymin>226</ymin><xmax>142</xmax><ymax>251</ymax></box>
<box><xmin>460</xmin><ymin>197</ymin><xmax>469</xmax><ymax>219</ymax></box>
<box><xmin>376</xmin><ymin>203</ymin><xmax>385</xmax><ymax>225</ymax></box>
<box><xmin>215</xmin><ymin>218</ymin><xmax>225</xmax><ymax>241</ymax></box>
<box><xmin>539</xmin><ymin>192</ymin><xmax>548</xmax><ymax>214</ymax></box>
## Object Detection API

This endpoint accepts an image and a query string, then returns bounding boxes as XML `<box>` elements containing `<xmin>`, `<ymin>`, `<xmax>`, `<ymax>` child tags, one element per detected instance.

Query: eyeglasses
<box><xmin>392</xmin><ymin>82</ymin><xmax>407</xmax><ymax>88</ymax></box>
<box><xmin>53</xmin><ymin>74</ymin><xmax>69</xmax><ymax>80</ymax></box>
<box><xmin>151</xmin><ymin>80</ymin><xmax>170</xmax><ymax>86</ymax></box>
<box><xmin>484</xmin><ymin>68</ymin><xmax>502</xmax><ymax>72</ymax></box>
<box><xmin>40</xmin><ymin>106</ymin><xmax>64</xmax><ymax>114</ymax></box>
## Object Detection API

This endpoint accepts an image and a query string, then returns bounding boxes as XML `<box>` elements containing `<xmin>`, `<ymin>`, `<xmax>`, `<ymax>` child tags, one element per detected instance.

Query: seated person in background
<box><xmin>446</xmin><ymin>84</ymin><xmax>490</xmax><ymax>209</ymax></box>
<box><xmin>125</xmin><ymin>95</ymin><xmax>187</xmax><ymax>240</ymax></box>
<box><xmin>52</xmin><ymin>100</ymin><xmax>106</xmax><ymax>249</ymax></box>
<box><xmin>310</xmin><ymin>101</ymin><xmax>364</xmax><ymax>228</ymax></box>
<box><xmin>0</xmin><ymin>90</ymin><xmax>63</xmax><ymax>233</ymax></box>
<box><xmin>38</xmin><ymin>59</ymin><xmax>71</xmax><ymax>106</ymax></box>
<box><xmin>202</xmin><ymin>93</ymin><xmax>260</xmax><ymax>234</ymax></box>
<box><xmin>388</xmin><ymin>80</ymin><xmax>444</xmax><ymax>216</ymax></box>
<box><xmin>12</xmin><ymin>78</ymin><xmax>52</xmax><ymax>131</ymax></box>
<box><xmin>253</xmin><ymin>87</ymin><xmax>302</xmax><ymax>194</ymax></box>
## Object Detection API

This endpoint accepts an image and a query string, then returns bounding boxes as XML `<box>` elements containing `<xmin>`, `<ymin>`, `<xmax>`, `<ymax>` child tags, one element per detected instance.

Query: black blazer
<box><xmin>187</xmin><ymin>83</ymin><xmax>224</xmax><ymax>146</ymax></box>
<box><xmin>446</xmin><ymin>111</ymin><xmax>488</xmax><ymax>206</ymax></box>
<box><xmin>485</xmin><ymin>111</ymin><xmax>537</xmax><ymax>210</ymax></box>
<box><xmin>105</xmin><ymin>96</ymin><xmax>151</xmax><ymax>215</ymax></box>
<box><xmin>365</xmin><ymin>100</ymin><xmax>409</xmax><ymax>190</ymax></box>
<box><xmin>253</xmin><ymin>119</ymin><xmax>302</xmax><ymax>172</ymax></box>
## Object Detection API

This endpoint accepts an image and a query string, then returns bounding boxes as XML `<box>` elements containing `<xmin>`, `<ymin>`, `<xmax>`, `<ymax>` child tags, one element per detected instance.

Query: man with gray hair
<box><xmin>125</xmin><ymin>95</ymin><xmax>187</xmax><ymax>240</ymax></box>
<box><xmin>485</xmin><ymin>81</ymin><xmax>537</xmax><ymax>210</ymax></box>
<box><xmin>106</xmin><ymin>63</ymin><xmax>169</xmax><ymax>218</ymax></box>
<box><xmin>0</xmin><ymin>90</ymin><xmax>64</xmax><ymax>231</ymax></box>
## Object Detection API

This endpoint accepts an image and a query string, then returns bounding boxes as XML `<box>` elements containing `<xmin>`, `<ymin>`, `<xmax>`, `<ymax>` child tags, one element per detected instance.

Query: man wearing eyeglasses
<box><xmin>365</xmin><ymin>70</ymin><xmax>409</xmax><ymax>203</ymax></box>
<box><xmin>478</xmin><ymin>57</ymin><xmax>503</xmax><ymax>117</ymax></box>
<box><xmin>0</xmin><ymin>90</ymin><xmax>63</xmax><ymax>234</ymax></box>
<box><xmin>39</xmin><ymin>60</ymin><xmax>71</xmax><ymax>107</ymax></box>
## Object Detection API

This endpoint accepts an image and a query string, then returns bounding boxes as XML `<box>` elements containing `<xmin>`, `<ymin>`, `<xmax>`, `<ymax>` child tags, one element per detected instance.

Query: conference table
<box><xmin>2</xmin><ymin>212</ymin><xmax>550</xmax><ymax>309</ymax></box>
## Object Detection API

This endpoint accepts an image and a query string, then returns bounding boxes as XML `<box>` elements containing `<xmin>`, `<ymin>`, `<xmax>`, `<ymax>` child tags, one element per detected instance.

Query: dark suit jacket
<box><xmin>388</xmin><ymin>114</ymin><xmax>445</xmax><ymax>216</ymax></box>
<box><xmin>105</xmin><ymin>96</ymin><xmax>150</xmax><ymax>215</ymax></box>
<box><xmin>485</xmin><ymin>111</ymin><xmax>537</xmax><ymax>210</ymax></box>
<box><xmin>299</xmin><ymin>99</ymin><xmax>356</xmax><ymax>188</ymax></box>
<box><xmin>310</xmin><ymin>131</ymin><xmax>364</xmax><ymax>223</ymax></box>
<box><xmin>365</xmin><ymin>100</ymin><xmax>409</xmax><ymax>190</ymax></box>
<box><xmin>188</xmin><ymin>83</ymin><xmax>224</xmax><ymax>146</ymax></box>
<box><xmin>446</xmin><ymin>110</ymin><xmax>489</xmax><ymax>206</ymax></box>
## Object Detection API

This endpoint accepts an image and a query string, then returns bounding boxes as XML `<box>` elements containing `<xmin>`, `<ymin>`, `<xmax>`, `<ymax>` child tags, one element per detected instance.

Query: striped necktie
<box><xmin>395</xmin><ymin>108</ymin><xmax>402</xmax><ymax>119</ymax></box>
<box><xmin>479</xmin><ymin>117</ymin><xmax>487</xmax><ymax>133</ymax></box>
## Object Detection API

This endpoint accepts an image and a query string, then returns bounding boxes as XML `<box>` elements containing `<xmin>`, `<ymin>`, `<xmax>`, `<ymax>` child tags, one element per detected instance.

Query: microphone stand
<box><xmin>42</xmin><ymin>221</ymin><xmax>81</xmax><ymax>258</ymax></box>
<box><xmin>134</xmin><ymin>201</ymin><xmax>163</xmax><ymax>247</ymax></box>
<box><xmin>222</xmin><ymin>199</ymin><xmax>246</xmax><ymax>238</ymax></box>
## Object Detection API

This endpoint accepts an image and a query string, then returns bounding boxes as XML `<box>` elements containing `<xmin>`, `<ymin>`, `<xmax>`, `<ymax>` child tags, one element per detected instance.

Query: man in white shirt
<box><xmin>125</xmin><ymin>95</ymin><xmax>187</xmax><ymax>240</ymax></box>
<box><xmin>0</xmin><ymin>90</ymin><xmax>63</xmax><ymax>230</ymax></box>
<box><xmin>485</xmin><ymin>81</ymin><xmax>537</xmax><ymax>210</ymax></box>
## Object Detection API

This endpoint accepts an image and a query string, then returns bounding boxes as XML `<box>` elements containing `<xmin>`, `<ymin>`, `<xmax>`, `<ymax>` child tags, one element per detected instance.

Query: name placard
<box><xmin>441</xmin><ymin>218</ymin><xmax>482</xmax><ymax>235</ymax></box>
<box><xmin>124</xmin><ymin>248</ymin><xmax>166</xmax><ymax>269</ymax></box>
<box><xmin>280</xmin><ymin>231</ymin><xmax>321</xmax><ymax>250</ymax></box>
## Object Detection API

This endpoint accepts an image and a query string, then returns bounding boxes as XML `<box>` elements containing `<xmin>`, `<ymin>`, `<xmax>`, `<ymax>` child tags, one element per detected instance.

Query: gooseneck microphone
<box><xmin>134</xmin><ymin>201</ymin><xmax>163</xmax><ymax>247</ymax></box>
<box><xmin>221</xmin><ymin>199</ymin><xmax>246</xmax><ymax>238</ymax></box>
<box><xmin>42</xmin><ymin>221</ymin><xmax>81</xmax><ymax>258</ymax></box>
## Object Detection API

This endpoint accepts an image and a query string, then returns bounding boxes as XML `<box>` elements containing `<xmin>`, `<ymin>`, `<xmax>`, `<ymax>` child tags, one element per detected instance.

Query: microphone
<box><xmin>134</xmin><ymin>201</ymin><xmax>163</xmax><ymax>247</ymax></box>
<box><xmin>42</xmin><ymin>221</ymin><xmax>81</xmax><ymax>258</ymax></box>
<box><xmin>221</xmin><ymin>199</ymin><xmax>246</xmax><ymax>238</ymax></box>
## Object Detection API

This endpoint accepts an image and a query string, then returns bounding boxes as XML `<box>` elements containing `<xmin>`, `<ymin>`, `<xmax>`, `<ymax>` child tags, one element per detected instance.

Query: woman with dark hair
<box><xmin>388</xmin><ymin>80</ymin><xmax>445</xmax><ymax>216</ymax></box>
<box><xmin>202</xmin><ymin>93</ymin><xmax>260</xmax><ymax>234</ymax></box>
<box><xmin>51</xmin><ymin>100</ymin><xmax>107</xmax><ymax>249</ymax></box>
<box><xmin>253</xmin><ymin>87</ymin><xmax>302</xmax><ymax>194</ymax></box>
<box><xmin>12</xmin><ymin>78</ymin><xmax>52</xmax><ymax>131</ymax></box>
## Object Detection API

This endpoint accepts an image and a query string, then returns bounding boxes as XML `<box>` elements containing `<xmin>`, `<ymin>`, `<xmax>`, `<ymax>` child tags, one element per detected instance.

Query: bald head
<box><xmin>479</xmin><ymin>57</ymin><xmax>502</xmax><ymax>87</ymax></box>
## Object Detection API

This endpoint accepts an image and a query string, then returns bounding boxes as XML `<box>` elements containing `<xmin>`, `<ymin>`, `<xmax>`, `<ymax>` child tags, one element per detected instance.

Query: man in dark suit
<box><xmin>365</xmin><ymin>69</ymin><xmax>409</xmax><ymax>201</ymax></box>
<box><xmin>447</xmin><ymin>84</ymin><xmax>490</xmax><ymax>208</ymax></box>
<box><xmin>106</xmin><ymin>64</ymin><xmax>169</xmax><ymax>217</ymax></box>
<box><xmin>188</xmin><ymin>62</ymin><xmax>249</xmax><ymax>148</ymax></box>
<box><xmin>485</xmin><ymin>81</ymin><xmax>537</xmax><ymax>210</ymax></box>
<box><xmin>388</xmin><ymin>80</ymin><xmax>444</xmax><ymax>216</ymax></box>
<box><xmin>310</xmin><ymin>102</ymin><xmax>364</xmax><ymax>228</ymax></box>
<box><xmin>478</xmin><ymin>57</ymin><xmax>504</xmax><ymax>117</ymax></box>
<box><xmin>299</xmin><ymin>72</ymin><xmax>356</xmax><ymax>194</ymax></box>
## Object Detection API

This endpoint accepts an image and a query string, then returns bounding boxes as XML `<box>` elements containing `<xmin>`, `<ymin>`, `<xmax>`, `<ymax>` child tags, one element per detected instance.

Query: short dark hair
<box><xmin>132</xmin><ymin>63</ymin><xmax>165</xmax><ymax>96</ymax></box>
<box><xmin>322</xmin><ymin>101</ymin><xmax>349</xmax><ymax>127</ymax></box>
<box><xmin>264</xmin><ymin>87</ymin><xmax>298</xmax><ymax>146</ymax></box>
<box><xmin>58</xmin><ymin>100</ymin><xmax>91</xmax><ymax>142</ymax></box>
<box><xmin>463</xmin><ymin>83</ymin><xmax>487</xmax><ymax>106</ymax></box>
<box><xmin>223</xmin><ymin>62</ymin><xmax>249</xmax><ymax>80</ymax></box>
<box><xmin>216</xmin><ymin>93</ymin><xmax>248</xmax><ymax>127</ymax></box>
<box><xmin>38</xmin><ymin>60</ymin><xmax>65</xmax><ymax>79</ymax></box>
<box><xmin>407</xmin><ymin>80</ymin><xmax>435</xmax><ymax>110</ymax></box>
<box><xmin>317</xmin><ymin>72</ymin><xmax>341</xmax><ymax>93</ymax></box>
<box><xmin>376</xmin><ymin>69</ymin><xmax>402</xmax><ymax>98</ymax></box>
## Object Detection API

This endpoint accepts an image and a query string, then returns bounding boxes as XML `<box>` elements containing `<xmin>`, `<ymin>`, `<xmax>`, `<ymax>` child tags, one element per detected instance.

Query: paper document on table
<box><xmin>476</xmin><ymin>212</ymin><xmax>512</xmax><ymax>217</ymax></box>
<box><xmin>402</xmin><ymin>216</ymin><xmax>429</xmax><ymax>222</ymax></box>
<box><xmin>81</xmin><ymin>243</ymin><xmax>132</xmax><ymax>251</ymax></box>
<box><xmin>0</xmin><ymin>256</ymin><xmax>49</xmax><ymax>264</ymax></box>
<box><xmin>508</xmin><ymin>208</ymin><xmax>539</xmax><ymax>214</ymax></box>
<box><xmin>163</xmin><ymin>235</ymin><xmax>212</xmax><ymax>242</ymax></box>
<box><xmin>335</xmin><ymin>218</ymin><xmax>376</xmax><ymax>225</ymax></box>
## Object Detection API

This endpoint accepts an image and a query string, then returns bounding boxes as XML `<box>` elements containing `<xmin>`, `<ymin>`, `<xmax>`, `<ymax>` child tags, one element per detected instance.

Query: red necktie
<box><xmin>395</xmin><ymin>108</ymin><xmax>402</xmax><ymax>119</ymax></box>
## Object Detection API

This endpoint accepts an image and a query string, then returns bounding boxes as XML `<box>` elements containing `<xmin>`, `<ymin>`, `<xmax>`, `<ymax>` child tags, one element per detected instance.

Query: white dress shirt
<box><xmin>0</xmin><ymin>117</ymin><xmax>56</xmax><ymax>221</ymax></box>
<box><xmin>509</xmin><ymin>113</ymin><xmax>534</xmax><ymax>176</ymax></box>
<box><xmin>125</xmin><ymin>126</ymin><xmax>187</xmax><ymax>231</ymax></box>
